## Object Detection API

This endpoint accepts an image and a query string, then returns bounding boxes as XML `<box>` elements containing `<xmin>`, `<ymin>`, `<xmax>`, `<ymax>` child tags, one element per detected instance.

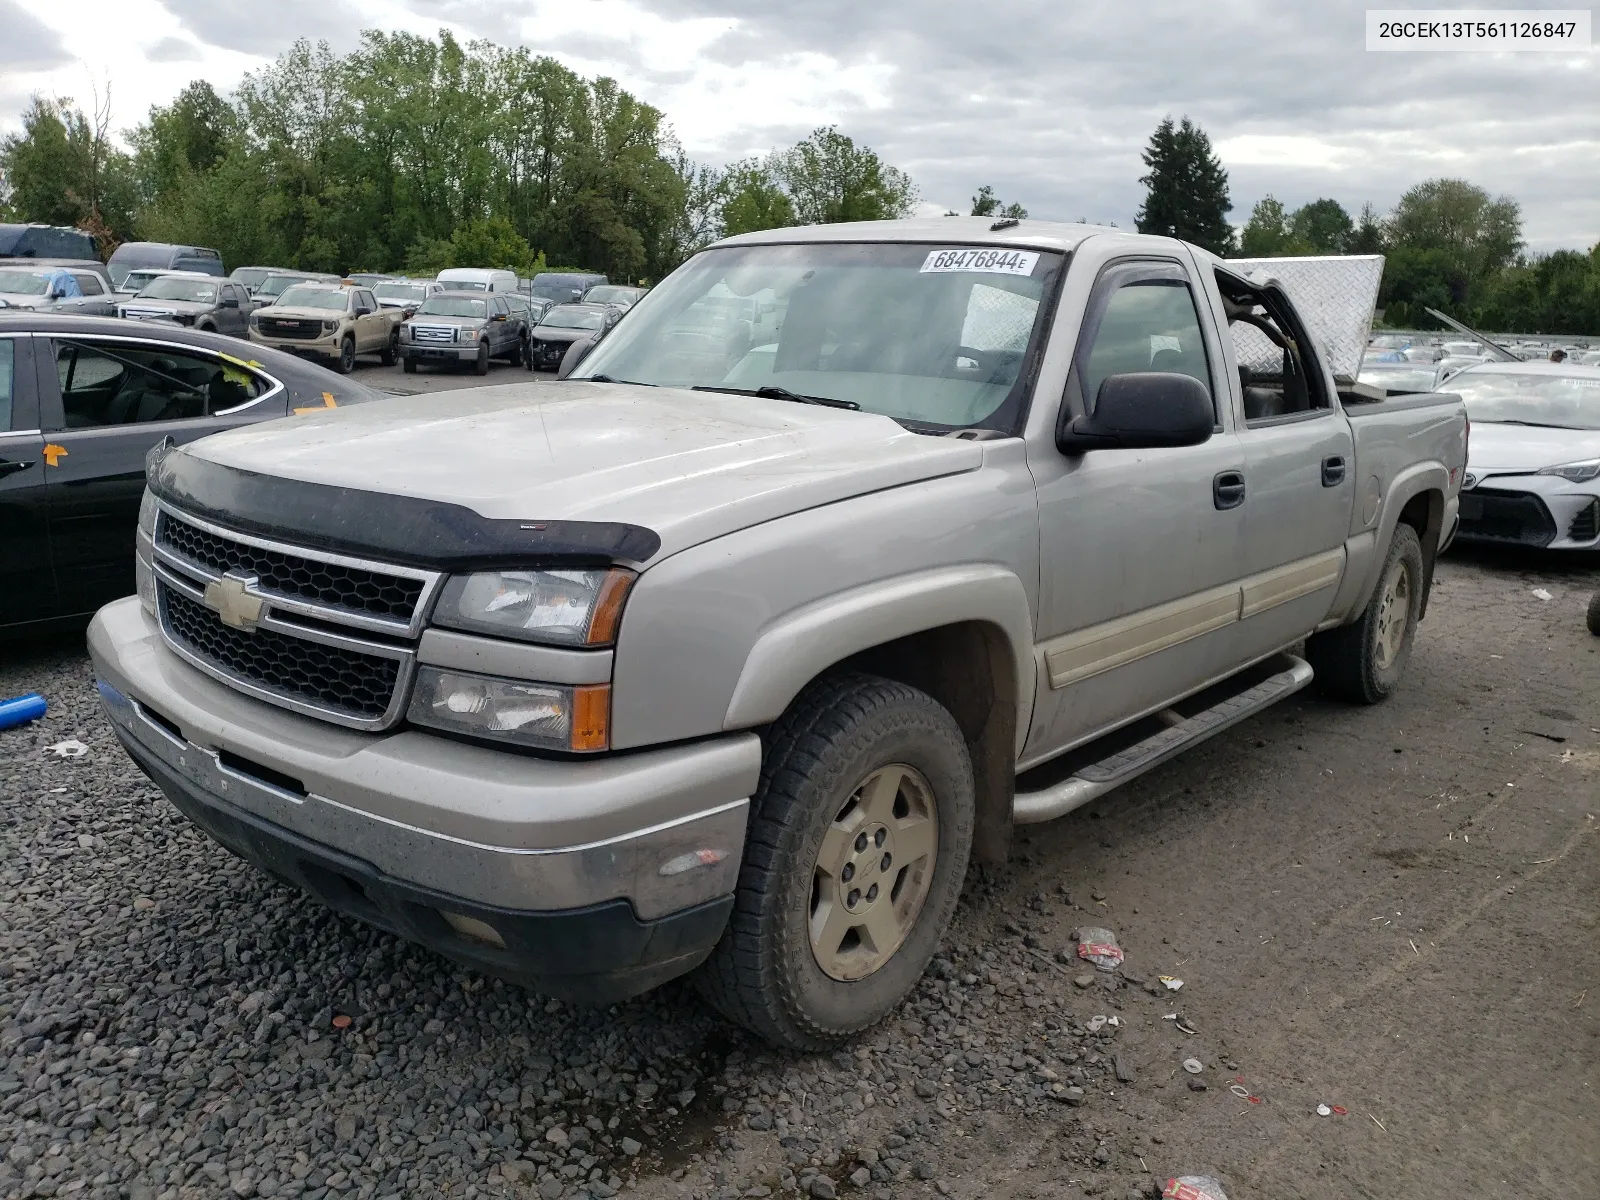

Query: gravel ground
<box><xmin>1</xmin><ymin>551</ymin><xmax>1596</xmax><ymax>1200</ymax></box>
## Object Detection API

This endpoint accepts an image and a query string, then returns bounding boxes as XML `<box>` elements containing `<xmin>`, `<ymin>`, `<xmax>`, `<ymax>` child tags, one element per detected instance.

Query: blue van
<box><xmin>0</xmin><ymin>223</ymin><xmax>98</xmax><ymax>261</ymax></box>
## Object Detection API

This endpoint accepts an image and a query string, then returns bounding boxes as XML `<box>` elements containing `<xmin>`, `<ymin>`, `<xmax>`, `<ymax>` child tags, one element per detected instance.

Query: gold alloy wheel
<box><xmin>809</xmin><ymin>763</ymin><xmax>939</xmax><ymax>982</ymax></box>
<box><xmin>1374</xmin><ymin>557</ymin><xmax>1412</xmax><ymax>670</ymax></box>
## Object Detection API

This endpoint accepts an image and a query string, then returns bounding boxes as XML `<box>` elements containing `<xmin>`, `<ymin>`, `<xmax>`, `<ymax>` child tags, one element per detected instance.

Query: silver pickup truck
<box><xmin>88</xmin><ymin>220</ymin><xmax>1467</xmax><ymax>1050</ymax></box>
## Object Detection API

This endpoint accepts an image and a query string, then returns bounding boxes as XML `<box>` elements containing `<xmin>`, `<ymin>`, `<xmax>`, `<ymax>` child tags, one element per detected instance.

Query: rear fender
<box><xmin>1326</xmin><ymin>463</ymin><xmax>1448</xmax><ymax>625</ymax></box>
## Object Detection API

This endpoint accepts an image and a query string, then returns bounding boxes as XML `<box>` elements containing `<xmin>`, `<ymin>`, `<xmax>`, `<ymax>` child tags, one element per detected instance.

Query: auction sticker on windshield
<box><xmin>921</xmin><ymin>248</ymin><xmax>1040</xmax><ymax>275</ymax></box>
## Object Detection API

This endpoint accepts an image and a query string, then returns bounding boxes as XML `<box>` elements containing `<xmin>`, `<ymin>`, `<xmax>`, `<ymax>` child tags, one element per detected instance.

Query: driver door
<box><xmin>1025</xmin><ymin>259</ymin><xmax>1248</xmax><ymax>760</ymax></box>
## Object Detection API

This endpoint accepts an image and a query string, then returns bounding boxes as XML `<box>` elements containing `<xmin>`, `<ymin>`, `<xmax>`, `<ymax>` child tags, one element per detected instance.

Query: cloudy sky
<box><xmin>3</xmin><ymin>0</ymin><xmax>1597</xmax><ymax>250</ymax></box>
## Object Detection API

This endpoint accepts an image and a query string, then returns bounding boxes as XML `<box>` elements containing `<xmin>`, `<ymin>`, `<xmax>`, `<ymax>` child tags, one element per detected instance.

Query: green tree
<box><xmin>775</xmin><ymin>127</ymin><xmax>917</xmax><ymax>225</ymax></box>
<box><xmin>1386</xmin><ymin>178</ymin><xmax>1522</xmax><ymax>281</ymax></box>
<box><xmin>720</xmin><ymin>159</ymin><xmax>795</xmax><ymax>236</ymax></box>
<box><xmin>1</xmin><ymin>92</ymin><xmax>137</xmax><ymax>244</ymax></box>
<box><xmin>1238</xmin><ymin>195</ymin><xmax>1307</xmax><ymax>256</ymax></box>
<box><xmin>1134</xmin><ymin>115</ymin><xmax>1233</xmax><ymax>254</ymax></box>
<box><xmin>1347</xmin><ymin>202</ymin><xmax>1386</xmax><ymax>254</ymax></box>
<box><xmin>130</xmin><ymin>81</ymin><xmax>236</xmax><ymax>203</ymax></box>
<box><xmin>1289</xmin><ymin>198</ymin><xmax>1352</xmax><ymax>253</ymax></box>
<box><xmin>970</xmin><ymin>185</ymin><xmax>1026</xmax><ymax>219</ymax></box>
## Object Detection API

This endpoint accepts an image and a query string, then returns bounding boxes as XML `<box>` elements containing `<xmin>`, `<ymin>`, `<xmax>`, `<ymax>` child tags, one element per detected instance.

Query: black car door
<box><xmin>219</xmin><ymin>284</ymin><xmax>248</xmax><ymax>336</ymax></box>
<box><xmin>40</xmin><ymin>331</ymin><xmax>290</xmax><ymax>616</ymax></box>
<box><xmin>0</xmin><ymin>335</ymin><xmax>58</xmax><ymax>628</ymax></box>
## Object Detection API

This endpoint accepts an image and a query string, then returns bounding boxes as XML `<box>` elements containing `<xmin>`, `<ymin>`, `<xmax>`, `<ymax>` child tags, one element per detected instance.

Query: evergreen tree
<box><xmin>1134</xmin><ymin>116</ymin><xmax>1233</xmax><ymax>254</ymax></box>
<box><xmin>1348</xmin><ymin>202</ymin><xmax>1386</xmax><ymax>254</ymax></box>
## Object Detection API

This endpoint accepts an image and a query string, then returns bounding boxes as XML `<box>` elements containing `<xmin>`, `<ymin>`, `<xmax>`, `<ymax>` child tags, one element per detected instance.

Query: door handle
<box><xmin>0</xmin><ymin>459</ymin><xmax>35</xmax><ymax>479</ymax></box>
<box><xmin>1322</xmin><ymin>455</ymin><xmax>1347</xmax><ymax>487</ymax></box>
<box><xmin>1213</xmin><ymin>470</ymin><xmax>1246</xmax><ymax>510</ymax></box>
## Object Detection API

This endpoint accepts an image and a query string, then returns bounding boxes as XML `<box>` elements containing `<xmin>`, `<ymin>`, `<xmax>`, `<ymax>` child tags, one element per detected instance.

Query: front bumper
<box><xmin>1455</xmin><ymin>478</ymin><xmax>1600</xmax><ymax>549</ymax></box>
<box><xmin>530</xmin><ymin>338</ymin><xmax>576</xmax><ymax>367</ymax></box>
<box><xmin>249</xmin><ymin>329</ymin><xmax>340</xmax><ymax>358</ymax></box>
<box><xmin>89</xmin><ymin>598</ymin><xmax>757</xmax><ymax>1001</ymax></box>
<box><xmin>403</xmin><ymin>341</ymin><xmax>480</xmax><ymax>362</ymax></box>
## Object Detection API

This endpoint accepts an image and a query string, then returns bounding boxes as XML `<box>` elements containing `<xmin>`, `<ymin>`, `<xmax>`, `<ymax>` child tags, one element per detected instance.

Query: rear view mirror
<box><xmin>557</xmin><ymin>335</ymin><xmax>599</xmax><ymax>379</ymax></box>
<box><xmin>1058</xmin><ymin>372</ymin><xmax>1215</xmax><ymax>454</ymax></box>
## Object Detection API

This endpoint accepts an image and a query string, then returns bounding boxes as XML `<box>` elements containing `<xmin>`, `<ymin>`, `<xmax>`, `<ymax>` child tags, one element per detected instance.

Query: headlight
<box><xmin>322</xmin><ymin>319</ymin><xmax>339</xmax><ymax>333</ymax></box>
<box><xmin>1537</xmin><ymin>459</ymin><xmax>1600</xmax><ymax>483</ymax></box>
<box><xmin>433</xmin><ymin>568</ymin><xmax>634</xmax><ymax>646</ymax></box>
<box><xmin>408</xmin><ymin>668</ymin><xmax>609</xmax><ymax>752</ymax></box>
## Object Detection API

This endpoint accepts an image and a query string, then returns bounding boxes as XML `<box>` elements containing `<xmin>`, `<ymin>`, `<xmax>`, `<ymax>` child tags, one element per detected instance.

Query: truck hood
<box><xmin>1467</xmin><ymin>422</ymin><xmax>1600</xmax><ymax>475</ymax></box>
<box><xmin>120</xmin><ymin>298</ymin><xmax>212</xmax><ymax>315</ymax></box>
<box><xmin>259</xmin><ymin>304</ymin><xmax>347</xmax><ymax>321</ymax></box>
<box><xmin>178</xmin><ymin>380</ymin><xmax>984</xmax><ymax>563</ymax></box>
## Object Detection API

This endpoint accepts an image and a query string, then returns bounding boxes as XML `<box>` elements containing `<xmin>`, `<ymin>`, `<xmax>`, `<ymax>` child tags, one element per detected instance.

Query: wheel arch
<box><xmin>1340</xmin><ymin>465</ymin><xmax>1447</xmax><ymax>625</ymax></box>
<box><xmin>722</xmin><ymin>566</ymin><xmax>1035</xmax><ymax>864</ymax></box>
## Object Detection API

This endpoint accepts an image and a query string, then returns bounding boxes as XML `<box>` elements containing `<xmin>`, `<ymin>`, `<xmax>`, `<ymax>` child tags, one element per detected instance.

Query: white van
<box><xmin>435</xmin><ymin>268</ymin><xmax>520</xmax><ymax>294</ymax></box>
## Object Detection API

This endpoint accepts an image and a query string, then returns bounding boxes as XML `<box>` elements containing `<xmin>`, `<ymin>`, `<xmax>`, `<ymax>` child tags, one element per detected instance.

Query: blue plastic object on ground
<box><xmin>0</xmin><ymin>692</ymin><xmax>48</xmax><ymax>730</ymax></box>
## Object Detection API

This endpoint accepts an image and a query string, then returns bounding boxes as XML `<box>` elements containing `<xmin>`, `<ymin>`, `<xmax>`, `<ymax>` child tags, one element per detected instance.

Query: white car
<box><xmin>1450</xmin><ymin>361</ymin><xmax>1600</xmax><ymax>549</ymax></box>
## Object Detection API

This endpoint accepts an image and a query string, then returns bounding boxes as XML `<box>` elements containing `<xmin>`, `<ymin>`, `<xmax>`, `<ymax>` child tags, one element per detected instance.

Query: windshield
<box><xmin>257</xmin><ymin>275</ymin><xmax>313</xmax><ymax>299</ymax></box>
<box><xmin>576</xmin><ymin>242</ymin><xmax>1063</xmax><ymax>430</ymax></box>
<box><xmin>585</xmin><ymin>286</ymin><xmax>640</xmax><ymax>304</ymax></box>
<box><xmin>1449</xmin><ymin>370</ymin><xmax>1600</xmax><ymax>430</ymax></box>
<box><xmin>276</xmin><ymin>287</ymin><xmax>348</xmax><ymax>311</ymax></box>
<box><xmin>375</xmin><ymin>282</ymin><xmax>426</xmax><ymax>301</ymax></box>
<box><xmin>539</xmin><ymin>307</ymin><xmax>605</xmax><ymax>330</ymax></box>
<box><xmin>0</xmin><ymin>270</ymin><xmax>50</xmax><ymax>296</ymax></box>
<box><xmin>137</xmin><ymin>277</ymin><xmax>217</xmax><ymax>303</ymax></box>
<box><xmin>440</xmin><ymin>279</ymin><xmax>487</xmax><ymax>292</ymax></box>
<box><xmin>418</xmin><ymin>296</ymin><xmax>486</xmax><ymax>318</ymax></box>
<box><xmin>531</xmin><ymin>285</ymin><xmax>582</xmax><ymax>302</ymax></box>
<box><xmin>1358</xmin><ymin>366</ymin><xmax>1439</xmax><ymax>394</ymax></box>
<box><xmin>232</xmin><ymin>268</ymin><xmax>272</xmax><ymax>289</ymax></box>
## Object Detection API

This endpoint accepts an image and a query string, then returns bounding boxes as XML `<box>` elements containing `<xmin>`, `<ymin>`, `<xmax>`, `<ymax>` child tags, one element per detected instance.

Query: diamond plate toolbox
<box><xmin>1226</xmin><ymin>254</ymin><xmax>1384</xmax><ymax>382</ymax></box>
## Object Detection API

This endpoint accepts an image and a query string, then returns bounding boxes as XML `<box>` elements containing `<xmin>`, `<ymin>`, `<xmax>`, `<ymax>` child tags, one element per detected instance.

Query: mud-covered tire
<box><xmin>473</xmin><ymin>341</ymin><xmax>490</xmax><ymax>375</ymax></box>
<box><xmin>694</xmin><ymin>672</ymin><xmax>974</xmax><ymax>1050</ymax></box>
<box><xmin>1307</xmin><ymin>523</ymin><xmax>1424</xmax><ymax>704</ymax></box>
<box><xmin>380</xmin><ymin>329</ymin><xmax>398</xmax><ymax>367</ymax></box>
<box><xmin>1587</xmin><ymin>590</ymin><xmax>1600</xmax><ymax>636</ymax></box>
<box><xmin>335</xmin><ymin>335</ymin><xmax>356</xmax><ymax>375</ymax></box>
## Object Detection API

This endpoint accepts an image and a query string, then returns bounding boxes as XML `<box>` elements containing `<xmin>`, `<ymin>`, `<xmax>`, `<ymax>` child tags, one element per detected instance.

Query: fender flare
<box><xmin>1346</xmin><ymin>462</ymin><xmax>1449</xmax><ymax>617</ymax></box>
<box><xmin>722</xmin><ymin>564</ymin><xmax>1037</xmax><ymax>756</ymax></box>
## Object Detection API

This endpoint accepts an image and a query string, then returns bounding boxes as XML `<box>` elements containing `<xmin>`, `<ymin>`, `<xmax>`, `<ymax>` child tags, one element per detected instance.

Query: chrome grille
<box><xmin>160</xmin><ymin>584</ymin><xmax>400</xmax><ymax>722</ymax></box>
<box><xmin>150</xmin><ymin>503</ymin><xmax>440</xmax><ymax>730</ymax></box>
<box><xmin>410</xmin><ymin>325</ymin><xmax>455</xmax><ymax>342</ymax></box>
<box><xmin>158</xmin><ymin>511</ymin><xmax>424</xmax><ymax>623</ymax></box>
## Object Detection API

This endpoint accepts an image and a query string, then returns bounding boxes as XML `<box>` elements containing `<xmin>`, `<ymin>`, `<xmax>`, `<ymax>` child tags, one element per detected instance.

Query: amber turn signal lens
<box><xmin>585</xmin><ymin>569</ymin><xmax>635</xmax><ymax>645</ymax></box>
<box><xmin>570</xmin><ymin>685</ymin><xmax>610</xmax><ymax>752</ymax></box>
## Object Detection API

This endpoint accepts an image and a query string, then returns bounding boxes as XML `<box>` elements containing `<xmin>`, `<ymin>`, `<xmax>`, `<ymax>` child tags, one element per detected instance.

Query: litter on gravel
<box><xmin>1160</xmin><ymin>975</ymin><xmax>1184</xmax><ymax>990</ymax></box>
<box><xmin>1317</xmin><ymin>1103</ymin><xmax>1332</xmax><ymax>1116</ymax></box>
<box><xmin>1532</xmin><ymin>588</ymin><xmax>1554</xmax><ymax>600</ymax></box>
<box><xmin>0</xmin><ymin>691</ymin><xmax>48</xmax><ymax>729</ymax></box>
<box><xmin>1075</xmin><ymin>925</ymin><xmax>1124</xmax><ymax>971</ymax></box>
<box><xmin>1163</xmin><ymin>1176</ymin><xmax>1230</xmax><ymax>1200</ymax></box>
<box><xmin>44</xmin><ymin>738</ymin><xmax>89</xmax><ymax>757</ymax></box>
<box><xmin>1182</xmin><ymin>1057</ymin><xmax>1205</xmax><ymax>1074</ymax></box>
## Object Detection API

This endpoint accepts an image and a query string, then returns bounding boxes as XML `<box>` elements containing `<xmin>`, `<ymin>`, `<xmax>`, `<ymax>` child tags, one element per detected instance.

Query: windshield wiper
<box><xmin>692</xmin><ymin>384</ymin><xmax>860</xmax><ymax>410</ymax></box>
<box><xmin>583</xmin><ymin>374</ymin><xmax>654</xmax><ymax>386</ymax></box>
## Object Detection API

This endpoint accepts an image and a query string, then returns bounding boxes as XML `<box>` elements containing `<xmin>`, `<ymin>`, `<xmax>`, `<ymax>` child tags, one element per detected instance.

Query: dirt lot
<box><xmin>356</xmin><ymin>356</ymin><xmax>551</xmax><ymax>395</ymax></box>
<box><xmin>1</xmin><ymin>522</ymin><xmax>1595</xmax><ymax>1199</ymax></box>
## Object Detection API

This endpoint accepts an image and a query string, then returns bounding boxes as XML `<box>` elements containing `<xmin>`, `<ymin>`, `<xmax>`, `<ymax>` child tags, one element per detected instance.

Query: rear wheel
<box><xmin>695</xmin><ymin>672</ymin><xmax>974</xmax><ymax>1050</ymax></box>
<box><xmin>1307</xmin><ymin>523</ymin><xmax>1424</xmax><ymax>703</ymax></box>
<box><xmin>474</xmin><ymin>341</ymin><xmax>490</xmax><ymax>375</ymax></box>
<box><xmin>1587</xmin><ymin>590</ymin><xmax>1600</xmax><ymax>636</ymax></box>
<box><xmin>335</xmin><ymin>335</ymin><xmax>356</xmax><ymax>375</ymax></box>
<box><xmin>380</xmin><ymin>329</ymin><xmax>398</xmax><ymax>367</ymax></box>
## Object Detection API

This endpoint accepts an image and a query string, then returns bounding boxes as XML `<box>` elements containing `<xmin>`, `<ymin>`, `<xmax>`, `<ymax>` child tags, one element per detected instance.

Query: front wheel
<box><xmin>1587</xmin><ymin>590</ymin><xmax>1600</xmax><ymax>636</ymax></box>
<box><xmin>695</xmin><ymin>673</ymin><xmax>974</xmax><ymax>1050</ymax></box>
<box><xmin>380</xmin><ymin>329</ymin><xmax>398</xmax><ymax>367</ymax></box>
<box><xmin>335</xmin><ymin>335</ymin><xmax>356</xmax><ymax>375</ymax></box>
<box><xmin>402</xmin><ymin>356</ymin><xmax>417</xmax><ymax>374</ymax></box>
<box><xmin>1307</xmin><ymin>523</ymin><xmax>1424</xmax><ymax>703</ymax></box>
<box><xmin>473</xmin><ymin>341</ymin><xmax>490</xmax><ymax>375</ymax></box>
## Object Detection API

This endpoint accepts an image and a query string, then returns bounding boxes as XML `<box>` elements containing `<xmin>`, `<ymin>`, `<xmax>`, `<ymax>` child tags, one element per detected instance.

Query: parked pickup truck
<box><xmin>249</xmin><ymin>283</ymin><xmax>402</xmax><ymax>374</ymax></box>
<box><xmin>88</xmin><ymin>221</ymin><xmax>1466</xmax><ymax>1049</ymax></box>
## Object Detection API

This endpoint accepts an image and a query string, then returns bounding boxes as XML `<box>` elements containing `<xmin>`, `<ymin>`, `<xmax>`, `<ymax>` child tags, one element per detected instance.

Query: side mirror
<box><xmin>557</xmin><ymin>335</ymin><xmax>598</xmax><ymax>379</ymax></box>
<box><xmin>1058</xmin><ymin>372</ymin><xmax>1215</xmax><ymax>454</ymax></box>
<box><xmin>355</xmin><ymin>304</ymin><xmax>373</xmax><ymax>316</ymax></box>
<box><xmin>492</xmin><ymin>312</ymin><xmax>507</xmax><ymax>322</ymax></box>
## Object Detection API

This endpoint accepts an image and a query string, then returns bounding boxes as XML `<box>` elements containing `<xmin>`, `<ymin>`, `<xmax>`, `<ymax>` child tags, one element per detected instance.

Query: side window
<box><xmin>74</xmin><ymin>274</ymin><xmax>105</xmax><ymax>296</ymax></box>
<box><xmin>358</xmin><ymin>290</ymin><xmax>376</xmax><ymax>311</ymax></box>
<box><xmin>1079</xmin><ymin>279</ymin><xmax>1211</xmax><ymax>412</ymax></box>
<box><xmin>0</xmin><ymin>340</ymin><xmax>14</xmax><ymax>431</ymax></box>
<box><xmin>53</xmin><ymin>340</ymin><xmax>265</xmax><ymax>428</ymax></box>
<box><xmin>1222</xmin><ymin>282</ymin><xmax>1330</xmax><ymax>422</ymax></box>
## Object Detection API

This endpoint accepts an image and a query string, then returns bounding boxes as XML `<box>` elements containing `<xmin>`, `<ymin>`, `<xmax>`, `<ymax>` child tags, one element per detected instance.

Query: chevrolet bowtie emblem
<box><xmin>203</xmin><ymin>575</ymin><xmax>264</xmax><ymax>630</ymax></box>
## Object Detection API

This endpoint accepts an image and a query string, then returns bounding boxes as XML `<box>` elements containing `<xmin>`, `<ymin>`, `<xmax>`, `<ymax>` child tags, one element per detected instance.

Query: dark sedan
<box><xmin>527</xmin><ymin>303</ymin><xmax>620</xmax><ymax>371</ymax></box>
<box><xmin>0</xmin><ymin>314</ymin><xmax>387</xmax><ymax>637</ymax></box>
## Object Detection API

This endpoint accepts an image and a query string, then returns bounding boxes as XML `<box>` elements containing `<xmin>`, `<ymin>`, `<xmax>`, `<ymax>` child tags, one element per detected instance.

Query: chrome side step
<box><xmin>1012</xmin><ymin>654</ymin><xmax>1314</xmax><ymax>825</ymax></box>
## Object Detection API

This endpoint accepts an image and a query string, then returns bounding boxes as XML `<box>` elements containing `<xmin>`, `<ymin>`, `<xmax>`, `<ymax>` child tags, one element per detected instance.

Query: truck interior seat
<box><xmin>1239</xmin><ymin>365</ymin><xmax>1284</xmax><ymax>420</ymax></box>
